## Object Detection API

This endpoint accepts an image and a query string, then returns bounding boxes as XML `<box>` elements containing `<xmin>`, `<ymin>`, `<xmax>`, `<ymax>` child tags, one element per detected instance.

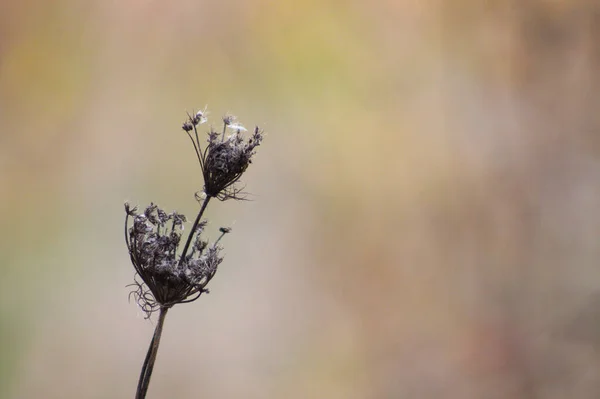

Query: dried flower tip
<box><xmin>192</xmin><ymin>113</ymin><xmax>207</xmax><ymax>126</ymax></box>
<box><xmin>195</xmin><ymin>106</ymin><xmax>208</xmax><ymax>119</ymax></box>
<box><xmin>195</xmin><ymin>220</ymin><xmax>208</xmax><ymax>233</ymax></box>
<box><xmin>171</xmin><ymin>211</ymin><xmax>187</xmax><ymax>228</ymax></box>
<box><xmin>125</xmin><ymin>202</ymin><xmax>138</xmax><ymax>216</ymax></box>
<box><xmin>222</xmin><ymin>114</ymin><xmax>236</xmax><ymax>126</ymax></box>
<box><xmin>182</xmin><ymin>122</ymin><xmax>194</xmax><ymax>132</ymax></box>
<box><xmin>219</xmin><ymin>227</ymin><xmax>232</xmax><ymax>234</ymax></box>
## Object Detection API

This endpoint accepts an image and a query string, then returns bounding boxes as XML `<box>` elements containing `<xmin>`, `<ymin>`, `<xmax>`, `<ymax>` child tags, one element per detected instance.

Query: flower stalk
<box><xmin>136</xmin><ymin>307</ymin><xmax>169</xmax><ymax>399</ymax></box>
<box><xmin>125</xmin><ymin>107</ymin><xmax>263</xmax><ymax>398</ymax></box>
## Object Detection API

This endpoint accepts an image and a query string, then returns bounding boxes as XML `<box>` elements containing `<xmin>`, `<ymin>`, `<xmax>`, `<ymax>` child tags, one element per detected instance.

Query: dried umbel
<box><xmin>124</xmin><ymin>203</ymin><xmax>225</xmax><ymax>317</ymax></box>
<box><xmin>183</xmin><ymin>110</ymin><xmax>263</xmax><ymax>200</ymax></box>
<box><xmin>125</xmin><ymin>107</ymin><xmax>263</xmax><ymax>399</ymax></box>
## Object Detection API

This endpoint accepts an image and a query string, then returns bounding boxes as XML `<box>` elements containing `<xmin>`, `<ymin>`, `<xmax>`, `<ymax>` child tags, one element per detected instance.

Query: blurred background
<box><xmin>2</xmin><ymin>0</ymin><xmax>600</xmax><ymax>398</ymax></box>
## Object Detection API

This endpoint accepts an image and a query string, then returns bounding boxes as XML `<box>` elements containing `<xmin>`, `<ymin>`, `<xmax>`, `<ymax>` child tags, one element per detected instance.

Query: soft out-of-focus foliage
<box><xmin>1</xmin><ymin>1</ymin><xmax>600</xmax><ymax>398</ymax></box>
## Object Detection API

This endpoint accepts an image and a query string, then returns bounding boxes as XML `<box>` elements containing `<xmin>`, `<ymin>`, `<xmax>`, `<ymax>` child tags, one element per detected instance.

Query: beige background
<box><xmin>1</xmin><ymin>1</ymin><xmax>600</xmax><ymax>398</ymax></box>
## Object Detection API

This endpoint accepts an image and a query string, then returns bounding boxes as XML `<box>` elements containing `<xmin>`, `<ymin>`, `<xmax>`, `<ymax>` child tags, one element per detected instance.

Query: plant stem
<box><xmin>179</xmin><ymin>195</ymin><xmax>211</xmax><ymax>262</ymax></box>
<box><xmin>136</xmin><ymin>307</ymin><xmax>169</xmax><ymax>399</ymax></box>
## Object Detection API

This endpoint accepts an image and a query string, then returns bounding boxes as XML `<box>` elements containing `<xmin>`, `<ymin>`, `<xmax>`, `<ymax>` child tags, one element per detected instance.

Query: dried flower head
<box><xmin>183</xmin><ymin>109</ymin><xmax>263</xmax><ymax>200</ymax></box>
<box><xmin>125</xmin><ymin>106</ymin><xmax>264</xmax><ymax>399</ymax></box>
<box><xmin>125</xmin><ymin>202</ymin><xmax>222</xmax><ymax>317</ymax></box>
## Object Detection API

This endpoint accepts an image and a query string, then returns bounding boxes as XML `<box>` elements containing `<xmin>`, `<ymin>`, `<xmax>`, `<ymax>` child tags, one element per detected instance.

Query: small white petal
<box><xmin>227</xmin><ymin>123</ymin><xmax>247</xmax><ymax>131</ymax></box>
<box><xmin>195</xmin><ymin>106</ymin><xmax>209</xmax><ymax>124</ymax></box>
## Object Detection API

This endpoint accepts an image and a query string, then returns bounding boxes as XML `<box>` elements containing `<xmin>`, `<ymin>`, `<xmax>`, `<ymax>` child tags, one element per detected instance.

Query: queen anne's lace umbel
<box><xmin>125</xmin><ymin>108</ymin><xmax>263</xmax><ymax>318</ymax></box>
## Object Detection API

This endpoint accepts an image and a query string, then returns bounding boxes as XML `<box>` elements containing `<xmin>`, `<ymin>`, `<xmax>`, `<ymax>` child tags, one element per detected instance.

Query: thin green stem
<box><xmin>135</xmin><ymin>307</ymin><xmax>170</xmax><ymax>399</ymax></box>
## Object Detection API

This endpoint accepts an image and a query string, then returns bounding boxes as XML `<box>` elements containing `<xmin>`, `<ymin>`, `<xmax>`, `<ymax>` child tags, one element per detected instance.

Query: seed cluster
<box><xmin>183</xmin><ymin>110</ymin><xmax>263</xmax><ymax>200</ymax></box>
<box><xmin>125</xmin><ymin>108</ymin><xmax>262</xmax><ymax>317</ymax></box>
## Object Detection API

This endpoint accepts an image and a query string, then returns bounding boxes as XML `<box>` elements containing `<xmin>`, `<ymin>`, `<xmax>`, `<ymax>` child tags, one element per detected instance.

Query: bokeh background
<box><xmin>2</xmin><ymin>0</ymin><xmax>600</xmax><ymax>398</ymax></box>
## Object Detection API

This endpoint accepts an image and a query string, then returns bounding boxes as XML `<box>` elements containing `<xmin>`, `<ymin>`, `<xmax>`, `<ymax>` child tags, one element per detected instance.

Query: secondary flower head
<box><xmin>182</xmin><ymin>109</ymin><xmax>263</xmax><ymax>200</ymax></box>
<box><xmin>124</xmin><ymin>202</ymin><xmax>224</xmax><ymax>317</ymax></box>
